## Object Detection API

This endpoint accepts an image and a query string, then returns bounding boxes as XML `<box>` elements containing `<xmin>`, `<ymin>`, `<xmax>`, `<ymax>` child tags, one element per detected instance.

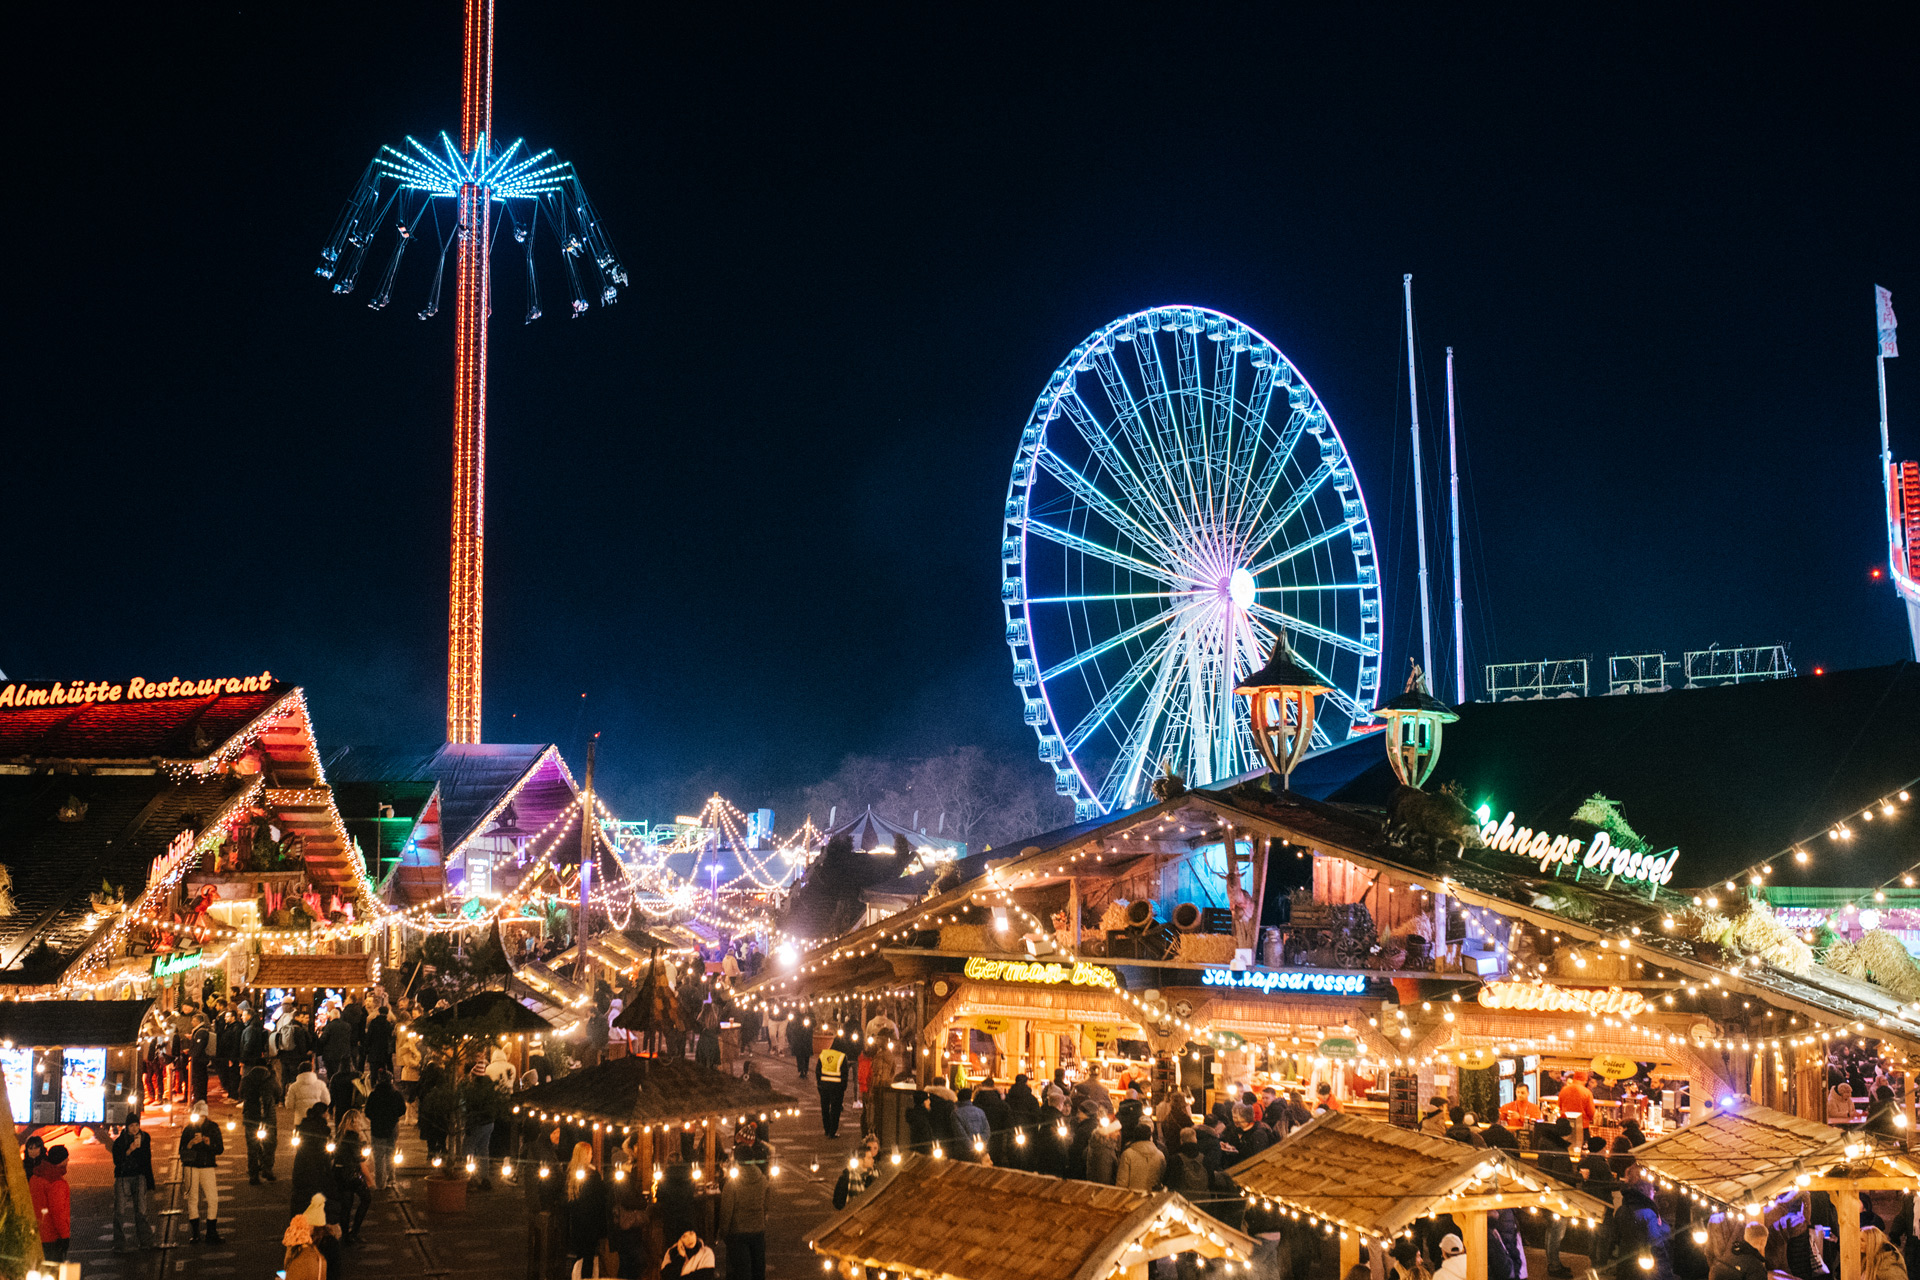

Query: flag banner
<box><xmin>1879</xmin><ymin>285</ymin><xmax>1899</xmax><ymax>358</ymax></box>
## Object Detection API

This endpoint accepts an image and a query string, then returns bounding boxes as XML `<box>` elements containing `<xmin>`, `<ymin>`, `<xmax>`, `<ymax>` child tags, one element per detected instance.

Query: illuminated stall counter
<box><xmin>0</xmin><ymin>999</ymin><xmax>151</xmax><ymax>1127</ymax></box>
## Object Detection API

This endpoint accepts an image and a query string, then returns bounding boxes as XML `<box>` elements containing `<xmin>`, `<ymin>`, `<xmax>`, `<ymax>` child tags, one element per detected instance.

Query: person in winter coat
<box><xmin>180</xmin><ymin>1101</ymin><xmax>225</xmax><ymax>1243</ymax></box>
<box><xmin>111</xmin><ymin>1112</ymin><xmax>158</xmax><ymax>1252</ymax></box>
<box><xmin>655</xmin><ymin>1155</ymin><xmax>701</xmax><ymax>1246</ymax></box>
<box><xmin>286</xmin><ymin>1062</ymin><xmax>331</xmax><ymax>1125</ymax></box>
<box><xmin>1436</xmin><ymin>1234</ymin><xmax>1469</xmax><ymax>1280</ymax></box>
<box><xmin>718</xmin><ymin>1143</ymin><xmax>771</xmax><ymax>1280</ymax></box>
<box><xmin>833</xmin><ymin>1136</ymin><xmax>881</xmax><ymax>1209</ymax></box>
<box><xmin>1033</xmin><ymin>1093</ymin><xmax>1070</xmax><ymax>1177</ymax></box>
<box><xmin>1613</xmin><ymin>1170</ymin><xmax>1675</xmax><ymax>1280</ymax></box>
<box><xmin>786</xmin><ymin>1015</ymin><xmax>813</xmax><ymax>1078</ymax></box>
<box><xmin>319</xmin><ymin>1009</ymin><xmax>354</xmax><ymax>1079</ymax></box>
<box><xmin>903</xmin><ymin>1091</ymin><xmax>935</xmax><ymax>1155</ymax></box>
<box><xmin>954</xmin><ymin>1088</ymin><xmax>991</xmax><ymax>1158</ymax></box>
<box><xmin>1084</xmin><ymin>1111</ymin><xmax>1120</xmax><ymax>1184</ymax></box>
<box><xmin>974</xmin><ymin>1084</ymin><xmax>1013</xmax><ymax>1165</ymax></box>
<box><xmin>1534</xmin><ymin>1118</ymin><xmax>1578</xmax><ymax>1279</ymax></box>
<box><xmin>564</xmin><ymin>1142</ymin><xmax>610</xmax><ymax>1274</ymax></box>
<box><xmin>396</xmin><ymin>1030</ymin><xmax>422</xmax><ymax>1114</ymax></box>
<box><xmin>362</xmin><ymin>1005</ymin><xmax>395</xmax><ymax>1075</ymax></box>
<box><xmin>30</xmin><ymin>1145</ymin><xmax>71</xmax><ymax>1261</ymax></box>
<box><xmin>1163</xmin><ymin>1130</ymin><xmax>1210</xmax><ymax>1198</ymax></box>
<box><xmin>215</xmin><ymin>1008</ymin><xmax>243</xmax><ymax>1098</ymax></box>
<box><xmin>926</xmin><ymin>1086</ymin><xmax>967</xmax><ymax>1158</ymax></box>
<box><xmin>815</xmin><ymin>1031</ymin><xmax>855</xmax><ymax>1139</ymax></box>
<box><xmin>1861</xmin><ymin>1226</ymin><xmax>1909</xmax><ymax>1280</ymax></box>
<box><xmin>241</xmin><ymin>1058</ymin><xmax>284</xmax><ymax>1183</ymax></box>
<box><xmin>1420</xmin><ymin>1094</ymin><xmax>1452</xmax><ymax>1137</ymax></box>
<box><xmin>331</xmin><ymin>1111</ymin><xmax>374</xmax><ymax>1243</ymax></box>
<box><xmin>240</xmin><ymin>1005</ymin><xmax>271</xmax><ymax>1069</ymax></box>
<box><xmin>365</xmin><ymin>1070</ymin><xmax>406</xmax><ymax>1190</ymax></box>
<box><xmin>1490</xmin><ymin>1209</ymin><xmax>1525</xmax><ymax>1280</ymax></box>
<box><xmin>289</xmin><ymin>1105</ymin><xmax>338</xmax><ymax>1226</ymax></box>
<box><xmin>1114</xmin><ymin>1125</ymin><xmax>1166</xmax><ymax>1191</ymax></box>
<box><xmin>329</xmin><ymin>1063</ymin><xmax>360</xmax><ymax>1129</ymax></box>
<box><xmin>1710</xmin><ymin>1223</ymin><xmax>1772</xmax><ymax>1280</ymax></box>
<box><xmin>1230</xmin><ymin>1103</ymin><xmax>1275</xmax><ymax>1159</ymax></box>
<box><xmin>663</xmin><ymin>1230</ymin><xmax>718</xmax><ymax>1280</ymax></box>
<box><xmin>1483</xmin><ymin>1117</ymin><xmax>1520</xmax><ymax>1151</ymax></box>
<box><xmin>1446</xmin><ymin>1107</ymin><xmax>1488</xmax><ymax>1148</ymax></box>
<box><xmin>275</xmin><ymin>1010</ymin><xmax>315</xmax><ymax>1086</ymax></box>
<box><xmin>484</xmin><ymin>1046</ymin><xmax>515</xmax><ymax>1090</ymax></box>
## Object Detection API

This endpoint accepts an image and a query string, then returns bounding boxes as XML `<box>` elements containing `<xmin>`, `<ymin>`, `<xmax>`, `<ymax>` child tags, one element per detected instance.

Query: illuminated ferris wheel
<box><xmin>1001</xmin><ymin>306</ymin><xmax>1385</xmax><ymax>820</ymax></box>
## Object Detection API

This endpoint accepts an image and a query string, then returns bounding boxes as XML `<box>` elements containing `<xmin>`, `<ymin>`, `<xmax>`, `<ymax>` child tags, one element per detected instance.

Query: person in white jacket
<box><xmin>284</xmin><ymin>1066</ymin><xmax>330</xmax><ymax>1126</ymax></box>
<box><xmin>485</xmin><ymin>1047</ymin><xmax>515</xmax><ymax>1091</ymax></box>
<box><xmin>1437</xmin><ymin>1234</ymin><xmax>1469</xmax><ymax>1280</ymax></box>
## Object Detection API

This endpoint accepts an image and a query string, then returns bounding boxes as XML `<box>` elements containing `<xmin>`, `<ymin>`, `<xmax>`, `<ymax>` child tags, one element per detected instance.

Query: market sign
<box><xmin>974</xmin><ymin>1016</ymin><xmax>1010</xmax><ymax>1034</ymax></box>
<box><xmin>1590</xmin><ymin>1053</ymin><xmax>1638</xmax><ymax>1081</ymax></box>
<box><xmin>152</xmin><ymin>949</ymin><xmax>205</xmax><ymax>979</ymax></box>
<box><xmin>1477</xmin><ymin>982</ymin><xmax>1647</xmax><ymax>1018</ymax></box>
<box><xmin>1317</xmin><ymin>1037</ymin><xmax>1359</xmax><ymax>1059</ymax></box>
<box><xmin>962</xmin><ymin>957</ymin><xmax>1116</xmax><ymax>989</ymax></box>
<box><xmin>1477</xmin><ymin>810</ymin><xmax>1678</xmax><ymax>886</ymax></box>
<box><xmin>1200</xmin><ymin>967</ymin><xmax>1367</xmax><ymax>996</ymax></box>
<box><xmin>1456</xmin><ymin>1047</ymin><xmax>1497</xmax><ymax>1070</ymax></box>
<box><xmin>0</xmin><ymin>672</ymin><xmax>276</xmax><ymax>709</ymax></box>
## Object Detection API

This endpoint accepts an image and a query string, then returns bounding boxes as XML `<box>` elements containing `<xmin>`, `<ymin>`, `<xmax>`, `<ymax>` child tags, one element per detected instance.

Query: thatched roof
<box><xmin>418</xmin><ymin>989</ymin><xmax>554</xmax><ymax>1034</ymax></box>
<box><xmin>509</xmin><ymin>1055</ymin><xmax>796</xmax><ymax>1131</ymax></box>
<box><xmin>804</xmin><ymin>1154</ymin><xmax>1257</xmax><ymax>1280</ymax></box>
<box><xmin>1631</xmin><ymin>1101</ymin><xmax>1920</xmax><ymax>1208</ymax></box>
<box><xmin>1228</xmin><ymin>1111</ymin><xmax>1610</xmax><ymax>1241</ymax></box>
<box><xmin>250</xmin><ymin>953</ymin><xmax>376</xmax><ymax>990</ymax></box>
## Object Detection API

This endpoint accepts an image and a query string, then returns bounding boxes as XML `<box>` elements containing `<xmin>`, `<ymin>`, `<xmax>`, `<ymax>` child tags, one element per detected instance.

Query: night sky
<box><xmin>6</xmin><ymin>3</ymin><xmax>1915</xmax><ymax>823</ymax></box>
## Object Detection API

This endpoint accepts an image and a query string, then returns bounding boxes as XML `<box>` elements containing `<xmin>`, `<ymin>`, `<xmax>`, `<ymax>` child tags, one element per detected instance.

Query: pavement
<box><xmin>46</xmin><ymin>1047</ymin><xmax>867</xmax><ymax>1280</ymax></box>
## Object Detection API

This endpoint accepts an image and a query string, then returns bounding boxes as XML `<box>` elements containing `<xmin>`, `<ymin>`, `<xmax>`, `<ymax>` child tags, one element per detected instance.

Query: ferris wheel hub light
<box><xmin>1228</xmin><ymin>568</ymin><xmax>1255</xmax><ymax>608</ymax></box>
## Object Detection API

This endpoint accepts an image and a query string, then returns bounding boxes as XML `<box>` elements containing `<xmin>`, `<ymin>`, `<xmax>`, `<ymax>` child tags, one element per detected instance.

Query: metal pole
<box><xmin>576</xmin><ymin>737</ymin><xmax>595</xmax><ymax>979</ymax></box>
<box><xmin>447</xmin><ymin>0</ymin><xmax>494</xmax><ymax>744</ymax></box>
<box><xmin>1880</xmin><ymin>351</ymin><xmax>1893</xmax><ymax>558</ymax></box>
<box><xmin>1446</xmin><ymin>346</ymin><xmax>1465</xmax><ymax>703</ymax></box>
<box><xmin>1403</xmin><ymin>275</ymin><xmax>1435</xmax><ymax>681</ymax></box>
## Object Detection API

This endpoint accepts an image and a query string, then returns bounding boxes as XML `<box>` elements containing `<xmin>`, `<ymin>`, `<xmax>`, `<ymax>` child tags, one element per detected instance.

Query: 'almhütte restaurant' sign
<box><xmin>1478</xmin><ymin>811</ymin><xmax>1679</xmax><ymax>886</ymax></box>
<box><xmin>0</xmin><ymin>673</ymin><xmax>276</xmax><ymax>709</ymax></box>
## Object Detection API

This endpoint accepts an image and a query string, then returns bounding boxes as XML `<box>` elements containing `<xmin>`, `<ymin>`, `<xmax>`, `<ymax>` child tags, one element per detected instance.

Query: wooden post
<box><xmin>1068</xmin><ymin>878</ymin><xmax>1080</xmax><ymax>954</ymax></box>
<box><xmin>1340</xmin><ymin>1232</ymin><xmax>1362</xmax><ymax>1277</ymax></box>
<box><xmin>1460</xmin><ymin>1210</ymin><xmax>1489</xmax><ymax>1280</ymax></box>
<box><xmin>703</xmin><ymin>1118</ymin><xmax>718</xmax><ymax>1175</ymax></box>
<box><xmin>1836</xmin><ymin>1190</ymin><xmax>1862</xmax><ymax>1280</ymax></box>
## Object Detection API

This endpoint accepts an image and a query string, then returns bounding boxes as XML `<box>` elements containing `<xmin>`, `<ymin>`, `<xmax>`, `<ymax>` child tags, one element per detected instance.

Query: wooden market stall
<box><xmin>415</xmin><ymin>988</ymin><xmax>557</xmax><ymax>1079</ymax></box>
<box><xmin>1229</xmin><ymin>1110</ymin><xmax>1610</xmax><ymax>1280</ymax></box>
<box><xmin>804</xmin><ymin>1153</ymin><xmax>1258</xmax><ymax>1280</ymax></box>
<box><xmin>509</xmin><ymin>1055</ymin><xmax>797</xmax><ymax>1184</ymax></box>
<box><xmin>1631</xmin><ymin>1101</ymin><xmax>1920</xmax><ymax>1280</ymax></box>
<box><xmin>0</xmin><ymin>999</ymin><xmax>151</xmax><ymax>1126</ymax></box>
<box><xmin>247</xmin><ymin>952</ymin><xmax>376</xmax><ymax>1007</ymax></box>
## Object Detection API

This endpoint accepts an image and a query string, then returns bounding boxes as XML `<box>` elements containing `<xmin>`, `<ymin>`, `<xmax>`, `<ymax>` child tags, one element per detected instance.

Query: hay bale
<box><xmin>1176</xmin><ymin>933</ymin><xmax>1240</xmax><ymax>964</ymax></box>
<box><xmin>1726</xmin><ymin>900</ymin><xmax>1814</xmax><ymax>975</ymax></box>
<box><xmin>1849</xmin><ymin>930</ymin><xmax>1920</xmax><ymax>999</ymax></box>
<box><xmin>940</xmin><ymin>924</ymin><xmax>997</xmax><ymax>954</ymax></box>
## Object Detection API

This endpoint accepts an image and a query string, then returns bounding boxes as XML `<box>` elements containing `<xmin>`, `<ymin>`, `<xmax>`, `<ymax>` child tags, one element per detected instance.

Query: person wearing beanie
<box><xmin>179</xmin><ymin>1100</ymin><xmax>225</xmax><ymax>1243</ymax></box>
<box><xmin>30</xmin><ymin>1144</ymin><xmax>71</xmax><ymax>1261</ymax></box>
<box><xmin>282</xmin><ymin>1213</ymin><xmax>325</xmax><ymax>1280</ymax></box>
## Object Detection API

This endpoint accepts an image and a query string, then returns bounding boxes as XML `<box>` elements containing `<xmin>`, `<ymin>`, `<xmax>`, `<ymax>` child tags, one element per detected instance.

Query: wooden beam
<box><xmin>1836</xmin><ymin>1191</ymin><xmax>1862</xmax><ymax>1280</ymax></box>
<box><xmin>1433</xmin><ymin>1193</ymin><xmax>1605</xmax><ymax>1215</ymax></box>
<box><xmin>1459</xmin><ymin>1209</ymin><xmax>1489</xmax><ymax>1280</ymax></box>
<box><xmin>1340</xmin><ymin>1231</ymin><xmax>1362</xmax><ymax>1276</ymax></box>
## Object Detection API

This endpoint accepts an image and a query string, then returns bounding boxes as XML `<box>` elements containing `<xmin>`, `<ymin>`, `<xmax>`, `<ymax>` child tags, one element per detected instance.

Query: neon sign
<box><xmin>1477</xmin><ymin>982</ymin><xmax>1647</xmax><ymax>1017</ymax></box>
<box><xmin>152</xmin><ymin>949</ymin><xmax>206</xmax><ymax>979</ymax></box>
<box><xmin>1200</xmin><ymin>968</ymin><xmax>1367</xmax><ymax>995</ymax></box>
<box><xmin>1478</xmin><ymin>811</ymin><xmax>1678</xmax><ymax>886</ymax></box>
<box><xmin>962</xmin><ymin>957</ymin><xmax>1117</xmax><ymax>989</ymax></box>
<box><xmin>0</xmin><ymin>672</ymin><xmax>275</xmax><ymax>709</ymax></box>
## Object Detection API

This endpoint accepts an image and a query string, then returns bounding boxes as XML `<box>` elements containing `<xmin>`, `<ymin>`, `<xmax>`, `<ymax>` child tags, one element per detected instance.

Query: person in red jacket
<box><xmin>1558</xmin><ymin>1071</ymin><xmax>1597</xmax><ymax>1146</ymax></box>
<box><xmin>31</xmin><ymin>1143</ymin><xmax>72</xmax><ymax>1262</ymax></box>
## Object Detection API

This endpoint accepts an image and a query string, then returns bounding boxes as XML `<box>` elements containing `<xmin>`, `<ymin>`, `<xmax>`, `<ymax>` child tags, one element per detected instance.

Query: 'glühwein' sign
<box><xmin>1479</xmin><ymin>811</ymin><xmax>1678</xmax><ymax>886</ymax></box>
<box><xmin>1477</xmin><ymin>982</ymin><xmax>1648</xmax><ymax>1018</ymax></box>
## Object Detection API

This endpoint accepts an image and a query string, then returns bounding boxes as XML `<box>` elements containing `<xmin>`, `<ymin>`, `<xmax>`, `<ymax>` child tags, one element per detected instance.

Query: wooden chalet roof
<box><xmin>419</xmin><ymin>989</ymin><xmax>555</xmax><ymax>1034</ymax></box>
<box><xmin>509</xmin><ymin>1055</ymin><xmax>797</xmax><ymax>1131</ymax></box>
<box><xmin>1228</xmin><ymin>1111</ymin><xmax>1610</xmax><ymax>1241</ymax></box>
<box><xmin>1631</xmin><ymin>1102</ymin><xmax>1920</xmax><ymax>1208</ymax></box>
<box><xmin>0</xmin><ymin>999</ymin><xmax>151</xmax><ymax>1047</ymax></box>
<box><xmin>805</xmin><ymin>1154</ymin><xmax>1258</xmax><ymax>1280</ymax></box>
<box><xmin>250</xmin><ymin>953</ymin><xmax>376</xmax><ymax>989</ymax></box>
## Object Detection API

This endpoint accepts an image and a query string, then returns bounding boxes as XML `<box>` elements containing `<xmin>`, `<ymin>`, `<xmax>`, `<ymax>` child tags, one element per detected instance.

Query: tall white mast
<box><xmin>1403</xmin><ymin>274</ymin><xmax>1435</xmax><ymax>681</ymax></box>
<box><xmin>1446</xmin><ymin>346</ymin><xmax>1465</xmax><ymax>704</ymax></box>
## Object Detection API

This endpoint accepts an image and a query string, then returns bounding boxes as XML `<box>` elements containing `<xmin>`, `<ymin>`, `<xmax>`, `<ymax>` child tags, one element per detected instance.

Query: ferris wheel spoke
<box><xmin>1025</xmin><ymin>520</ymin><xmax>1197</xmax><ymax>589</ymax></box>
<box><xmin>1253</xmin><ymin>583</ymin><xmax>1368</xmax><ymax>592</ymax></box>
<box><xmin>1057</xmin><ymin>390</ymin><xmax>1188</xmax><ymax>549</ymax></box>
<box><xmin>1063</xmin><ymin>625</ymin><xmax>1181</xmax><ymax>753</ymax></box>
<box><xmin>1247</xmin><ymin>602</ymin><xmax>1378</xmax><ymax>659</ymax></box>
<box><xmin>1039</xmin><ymin>607</ymin><xmax>1181</xmax><ymax>683</ymax></box>
<box><xmin>1025</xmin><ymin>591</ymin><xmax>1177</xmax><ymax>604</ymax></box>
<box><xmin>1221</xmin><ymin>367</ymin><xmax>1277</xmax><ymax>533</ymax></box>
<box><xmin>1037</xmin><ymin>447</ymin><xmax>1182</xmax><ymax>564</ymax></box>
<box><xmin>1231</xmin><ymin>406</ymin><xmax>1311</xmax><ymax>541</ymax></box>
<box><xmin>1246</xmin><ymin>521</ymin><xmax>1350</xmax><ymax>576</ymax></box>
<box><xmin>1099</xmin><ymin>630</ymin><xmax>1187</xmax><ymax>811</ymax></box>
<box><xmin>1088</xmin><ymin>350</ymin><xmax>1201</xmax><ymax>537</ymax></box>
<box><xmin>1209</xmin><ymin>343</ymin><xmax>1240</xmax><ymax>520</ymax></box>
<box><xmin>1240</xmin><ymin>460</ymin><xmax>1336</xmax><ymax>564</ymax></box>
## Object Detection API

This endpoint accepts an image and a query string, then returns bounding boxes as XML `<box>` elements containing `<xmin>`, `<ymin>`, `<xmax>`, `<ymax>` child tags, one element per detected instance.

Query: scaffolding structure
<box><xmin>1484</xmin><ymin>659</ymin><xmax>1588</xmax><ymax>701</ymax></box>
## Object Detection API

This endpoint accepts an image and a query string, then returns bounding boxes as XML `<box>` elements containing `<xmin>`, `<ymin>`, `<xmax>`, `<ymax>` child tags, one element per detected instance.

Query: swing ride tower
<box><xmin>316</xmin><ymin>0</ymin><xmax>625</xmax><ymax>744</ymax></box>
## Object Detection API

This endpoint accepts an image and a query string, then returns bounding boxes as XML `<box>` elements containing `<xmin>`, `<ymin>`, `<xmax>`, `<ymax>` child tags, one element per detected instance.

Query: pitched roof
<box><xmin>0</xmin><ymin>771</ymin><xmax>248</xmax><ymax>982</ymax></box>
<box><xmin>418</xmin><ymin>989</ymin><xmax>555</xmax><ymax>1035</ymax></box>
<box><xmin>1630</xmin><ymin>1101</ymin><xmax>1920</xmax><ymax>1208</ymax></box>
<box><xmin>508</xmin><ymin>1055</ymin><xmax>797</xmax><ymax>1130</ymax></box>
<box><xmin>0</xmin><ymin>682</ymin><xmax>291</xmax><ymax>762</ymax></box>
<box><xmin>323</xmin><ymin>743</ymin><xmax>578</xmax><ymax>859</ymax></box>
<box><xmin>804</xmin><ymin>1154</ymin><xmax>1258</xmax><ymax>1280</ymax></box>
<box><xmin>0</xmin><ymin>998</ymin><xmax>152</xmax><ymax>1046</ymax></box>
<box><xmin>1319</xmin><ymin>662</ymin><xmax>1920</xmax><ymax>886</ymax></box>
<box><xmin>1227</xmin><ymin>1111</ymin><xmax>1610</xmax><ymax>1240</ymax></box>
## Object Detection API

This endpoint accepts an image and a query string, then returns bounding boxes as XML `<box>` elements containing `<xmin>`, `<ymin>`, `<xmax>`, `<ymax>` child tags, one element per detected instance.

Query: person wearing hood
<box><xmin>1115</xmin><ymin>1123</ymin><xmax>1165</xmax><ymax>1191</ymax></box>
<box><xmin>485</xmin><ymin>1045</ymin><xmax>516</xmax><ymax>1090</ymax></box>
<box><xmin>30</xmin><ymin>1144</ymin><xmax>71</xmax><ymax>1262</ymax></box>
<box><xmin>241</xmin><ymin>1054</ymin><xmax>284</xmax><ymax>1184</ymax></box>
<box><xmin>1612</xmin><ymin>1166</ymin><xmax>1674</xmax><ymax>1280</ymax></box>
<box><xmin>1490</xmin><ymin>1208</ymin><xmax>1525</xmax><ymax>1280</ymax></box>
<box><xmin>1033</xmin><ymin>1089</ymin><xmax>1070</xmax><ymax>1177</ymax></box>
<box><xmin>111</xmin><ymin>1110</ymin><xmax>158</xmax><ymax>1252</ymax></box>
<box><xmin>1420</xmin><ymin>1093</ymin><xmax>1452</xmax><ymax>1137</ymax></box>
<box><xmin>286</xmin><ymin>1060</ymin><xmax>331</xmax><ymax>1125</ymax></box>
<box><xmin>180</xmin><ymin>1100</ymin><xmax>225</xmax><ymax>1244</ymax></box>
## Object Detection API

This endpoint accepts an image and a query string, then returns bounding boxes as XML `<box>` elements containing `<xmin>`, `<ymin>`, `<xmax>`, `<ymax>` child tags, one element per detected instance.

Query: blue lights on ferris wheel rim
<box><xmin>1002</xmin><ymin>306</ymin><xmax>1385</xmax><ymax>821</ymax></box>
